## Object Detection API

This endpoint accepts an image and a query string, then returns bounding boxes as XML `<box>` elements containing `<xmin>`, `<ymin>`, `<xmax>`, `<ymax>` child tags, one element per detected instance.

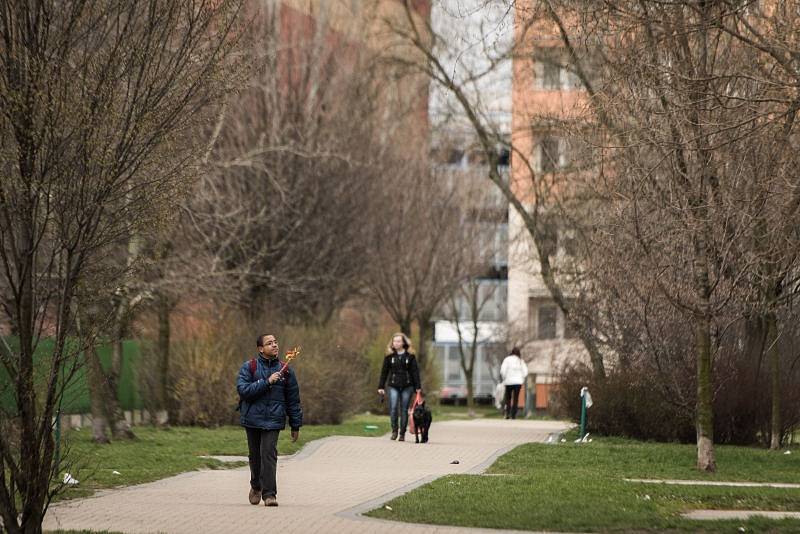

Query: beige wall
<box><xmin>507</xmin><ymin>209</ymin><xmax>588</xmax><ymax>386</ymax></box>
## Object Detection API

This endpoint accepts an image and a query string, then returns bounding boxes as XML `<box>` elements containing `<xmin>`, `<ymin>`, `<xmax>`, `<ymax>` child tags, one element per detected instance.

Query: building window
<box><xmin>498</xmin><ymin>147</ymin><xmax>510</xmax><ymax>167</ymax></box>
<box><xmin>530</xmin><ymin>298</ymin><xmax>576</xmax><ymax>341</ymax></box>
<box><xmin>438</xmin><ymin>278</ymin><xmax>508</xmax><ymax>322</ymax></box>
<box><xmin>494</xmin><ymin>223</ymin><xmax>508</xmax><ymax>268</ymax></box>
<box><xmin>535</xmin><ymin>135</ymin><xmax>583</xmax><ymax>174</ymax></box>
<box><xmin>541</xmin><ymin>59</ymin><xmax>561</xmax><ymax>90</ymax></box>
<box><xmin>537</xmin><ymin>305</ymin><xmax>558</xmax><ymax>340</ymax></box>
<box><xmin>447</xmin><ymin>348</ymin><xmax>462</xmax><ymax>381</ymax></box>
<box><xmin>539</xmin><ymin>136</ymin><xmax>560</xmax><ymax>173</ymax></box>
<box><xmin>534</xmin><ymin>47</ymin><xmax>583</xmax><ymax>91</ymax></box>
<box><xmin>562</xmin><ymin>67</ymin><xmax>581</xmax><ymax>90</ymax></box>
<box><xmin>561</xmin><ymin>227</ymin><xmax>579</xmax><ymax>257</ymax></box>
<box><xmin>447</xmin><ymin>148</ymin><xmax>465</xmax><ymax>166</ymax></box>
<box><xmin>478</xmin><ymin>280</ymin><xmax>507</xmax><ymax>321</ymax></box>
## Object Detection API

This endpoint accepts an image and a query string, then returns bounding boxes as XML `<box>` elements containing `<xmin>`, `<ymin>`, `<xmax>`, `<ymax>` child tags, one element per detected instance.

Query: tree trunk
<box><xmin>695</xmin><ymin>314</ymin><xmax>716</xmax><ymax>472</ymax></box>
<box><xmin>734</xmin><ymin>315</ymin><xmax>767</xmax><ymax>444</ymax></box>
<box><xmin>465</xmin><ymin>368</ymin><xmax>475</xmax><ymax>416</ymax></box>
<box><xmin>417</xmin><ymin>316</ymin><xmax>431</xmax><ymax>372</ymax></box>
<box><xmin>20</xmin><ymin>509</ymin><xmax>45</xmax><ymax>534</ymax></box>
<box><xmin>102</xmin><ymin>336</ymin><xmax>135</xmax><ymax>440</ymax></box>
<box><xmin>106</xmin><ymin>298</ymin><xmax>136</xmax><ymax>439</ymax></box>
<box><xmin>766</xmin><ymin>311</ymin><xmax>781</xmax><ymax>450</ymax></box>
<box><xmin>398</xmin><ymin>320</ymin><xmax>412</xmax><ymax>338</ymax></box>
<box><xmin>108</xmin><ymin>375</ymin><xmax>135</xmax><ymax>440</ymax></box>
<box><xmin>157</xmin><ymin>293</ymin><xmax>174</xmax><ymax>424</ymax></box>
<box><xmin>16</xmin><ymin>224</ymin><xmax>47</xmax><ymax>534</ymax></box>
<box><xmin>85</xmin><ymin>342</ymin><xmax>111</xmax><ymax>444</ymax></box>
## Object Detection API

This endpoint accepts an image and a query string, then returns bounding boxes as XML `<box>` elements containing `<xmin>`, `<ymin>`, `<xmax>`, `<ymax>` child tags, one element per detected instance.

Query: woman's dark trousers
<box><xmin>504</xmin><ymin>384</ymin><xmax>522</xmax><ymax>419</ymax></box>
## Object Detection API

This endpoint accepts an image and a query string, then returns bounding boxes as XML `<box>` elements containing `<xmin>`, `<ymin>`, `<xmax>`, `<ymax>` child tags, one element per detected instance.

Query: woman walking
<box><xmin>500</xmin><ymin>347</ymin><xmax>528</xmax><ymax>419</ymax></box>
<box><xmin>377</xmin><ymin>333</ymin><xmax>421</xmax><ymax>441</ymax></box>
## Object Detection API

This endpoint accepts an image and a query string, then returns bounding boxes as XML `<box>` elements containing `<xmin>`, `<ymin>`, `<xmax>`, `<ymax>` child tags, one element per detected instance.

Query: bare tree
<box><xmin>386</xmin><ymin>0</ymin><xmax>800</xmax><ymax>471</ymax></box>
<box><xmin>712</xmin><ymin>1</ymin><xmax>800</xmax><ymax>450</ymax></box>
<box><xmin>382</xmin><ymin>0</ymin><xmax>608</xmax><ymax>382</ymax></box>
<box><xmin>185</xmin><ymin>2</ymin><xmax>393</xmax><ymax>325</ymax></box>
<box><xmin>539</xmin><ymin>0</ymin><xmax>800</xmax><ymax>470</ymax></box>
<box><xmin>444</xmin><ymin>278</ymin><xmax>504</xmax><ymax>413</ymax></box>
<box><xmin>0</xmin><ymin>0</ymin><xmax>244</xmax><ymax>530</ymax></box>
<box><xmin>365</xmin><ymin>156</ymin><xmax>476</xmax><ymax>369</ymax></box>
<box><xmin>124</xmin><ymin>2</ymin><xmax>436</xmax><ymax>422</ymax></box>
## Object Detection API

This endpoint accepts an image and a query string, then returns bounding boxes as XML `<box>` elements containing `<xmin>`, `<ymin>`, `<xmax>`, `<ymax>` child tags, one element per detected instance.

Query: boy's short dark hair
<box><xmin>257</xmin><ymin>334</ymin><xmax>270</xmax><ymax>347</ymax></box>
<box><xmin>511</xmin><ymin>346</ymin><xmax>521</xmax><ymax>356</ymax></box>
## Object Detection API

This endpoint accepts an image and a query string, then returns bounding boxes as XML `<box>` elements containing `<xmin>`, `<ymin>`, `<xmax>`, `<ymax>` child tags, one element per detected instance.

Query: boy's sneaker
<box><xmin>264</xmin><ymin>495</ymin><xmax>278</xmax><ymax>507</ymax></box>
<box><xmin>248</xmin><ymin>488</ymin><xmax>261</xmax><ymax>505</ymax></box>
<box><xmin>398</xmin><ymin>433</ymin><xmax>405</xmax><ymax>442</ymax></box>
<box><xmin>390</xmin><ymin>430</ymin><xmax>398</xmax><ymax>440</ymax></box>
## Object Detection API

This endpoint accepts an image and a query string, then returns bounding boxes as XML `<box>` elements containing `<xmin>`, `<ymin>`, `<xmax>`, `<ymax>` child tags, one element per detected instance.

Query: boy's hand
<box><xmin>291</xmin><ymin>430</ymin><xmax>299</xmax><ymax>442</ymax></box>
<box><xmin>268</xmin><ymin>372</ymin><xmax>282</xmax><ymax>384</ymax></box>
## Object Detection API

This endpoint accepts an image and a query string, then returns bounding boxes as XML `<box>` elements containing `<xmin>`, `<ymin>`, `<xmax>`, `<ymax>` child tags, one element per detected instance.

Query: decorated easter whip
<box><xmin>279</xmin><ymin>347</ymin><xmax>301</xmax><ymax>378</ymax></box>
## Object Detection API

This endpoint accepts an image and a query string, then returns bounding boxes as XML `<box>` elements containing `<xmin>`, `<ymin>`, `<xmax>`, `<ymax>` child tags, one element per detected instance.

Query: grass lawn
<box><xmin>432</xmin><ymin>403</ymin><xmax>554</xmax><ymax>421</ymax></box>
<box><xmin>367</xmin><ymin>431</ymin><xmax>800</xmax><ymax>532</ymax></box>
<box><xmin>58</xmin><ymin>413</ymin><xmax>390</xmax><ymax>501</ymax></box>
<box><xmin>433</xmin><ymin>403</ymin><xmax>501</xmax><ymax>420</ymax></box>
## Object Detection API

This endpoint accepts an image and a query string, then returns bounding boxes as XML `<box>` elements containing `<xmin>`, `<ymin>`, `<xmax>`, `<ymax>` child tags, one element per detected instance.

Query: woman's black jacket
<box><xmin>378</xmin><ymin>351</ymin><xmax>421</xmax><ymax>390</ymax></box>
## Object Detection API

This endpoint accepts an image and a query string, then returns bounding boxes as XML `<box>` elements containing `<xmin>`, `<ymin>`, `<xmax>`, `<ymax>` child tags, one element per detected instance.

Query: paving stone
<box><xmin>43</xmin><ymin>419</ymin><xmax>571</xmax><ymax>534</ymax></box>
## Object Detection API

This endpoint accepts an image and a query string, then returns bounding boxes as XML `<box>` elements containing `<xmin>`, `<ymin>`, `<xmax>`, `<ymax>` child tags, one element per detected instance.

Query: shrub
<box><xmin>171</xmin><ymin>333</ymin><xmax>241</xmax><ymax>427</ymax></box>
<box><xmin>553</xmin><ymin>315</ymin><xmax>800</xmax><ymax>446</ymax></box>
<box><xmin>553</xmin><ymin>362</ymin><xmax>695</xmax><ymax>443</ymax></box>
<box><xmin>277</xmin><ymin>324</ymin><xmax>369</xmax><ymax>425</ymax></box>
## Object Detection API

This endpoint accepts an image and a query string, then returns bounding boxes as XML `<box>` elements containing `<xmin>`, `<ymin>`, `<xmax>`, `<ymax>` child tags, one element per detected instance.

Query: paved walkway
<box><xmin>625</xmin><ymin>478</ymin><xmax>800</xmax><ymax>489</ymax></box>
<box><xmin>44</xmin><ymin>419</ymin><xmax>572</xmax><ymax>533</ymax></box>
<box><xmin>684</xmin><ymin>510</ymin><xmax>800</xmax><ymax>520</ymax></box>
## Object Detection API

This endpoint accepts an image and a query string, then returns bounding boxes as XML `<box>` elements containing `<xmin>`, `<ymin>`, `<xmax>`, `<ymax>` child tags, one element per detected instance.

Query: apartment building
<box><xmin>428</xmin><ymin>0</ymin><xmax>512</xmax><ymax>404</ymax></box>
<box><xmin>431</xmin><ymin>143</ymin><xmax>510</xmax><ymax>403</ymax></box>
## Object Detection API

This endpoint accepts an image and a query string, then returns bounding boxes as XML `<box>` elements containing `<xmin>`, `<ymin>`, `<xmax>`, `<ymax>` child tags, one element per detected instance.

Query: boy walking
<box><xmin>237</xmin><ymin>334</ymin><xmax>302</xmax><ymax>506</ymax></box>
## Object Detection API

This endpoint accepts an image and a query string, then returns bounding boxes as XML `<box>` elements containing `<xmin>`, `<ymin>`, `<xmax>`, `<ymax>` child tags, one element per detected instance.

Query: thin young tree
<box><xmin>365</xmin><ymin>156</ymin><xmax>473</xmax><ymax>370</ymax></box>
<box><xmin>0</xmin><ymin>0</ymin><xmax>244</xmax><ymax>531</ymax></box>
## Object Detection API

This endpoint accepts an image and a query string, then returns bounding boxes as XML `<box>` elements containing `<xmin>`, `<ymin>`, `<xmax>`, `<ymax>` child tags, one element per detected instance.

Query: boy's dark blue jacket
<box><xmin>237</xmin><ymin>354</ymin><xmax>302</xmax><ymax>431</ymax></box>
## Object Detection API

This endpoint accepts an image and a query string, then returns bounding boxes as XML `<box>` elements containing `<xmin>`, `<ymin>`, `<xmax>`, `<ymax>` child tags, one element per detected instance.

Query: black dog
<box><xmin>412</xmin><ymin>401</ymin><xmax>432</xmax><ymax>443</ymax></box>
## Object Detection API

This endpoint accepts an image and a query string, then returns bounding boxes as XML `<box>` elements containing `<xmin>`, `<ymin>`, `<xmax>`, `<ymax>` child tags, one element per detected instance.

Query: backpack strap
<box><xmin>236</xmin><ymin>358</ymin><xmax>259</xmax><ymax>413</ymax></box>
